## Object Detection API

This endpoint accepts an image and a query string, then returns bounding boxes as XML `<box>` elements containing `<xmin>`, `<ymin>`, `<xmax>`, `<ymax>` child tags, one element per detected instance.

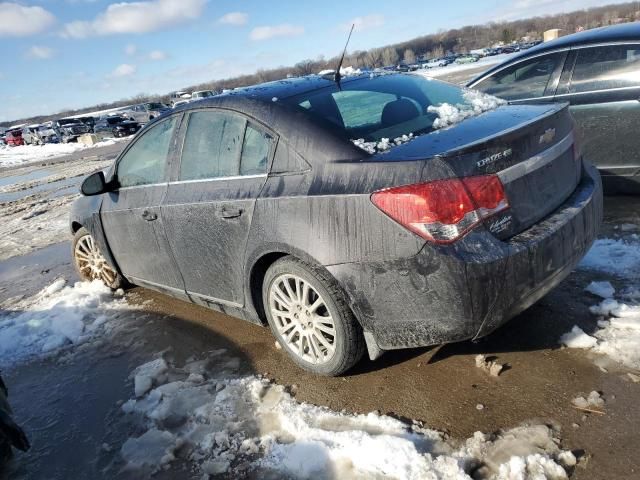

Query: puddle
<box><xmin>0</xmin><ymin>168</ymin><xmax>52</xmax><ymax>188</ymax></box>
<box><xmin>0</xmin><ymin>242</ymin><xmax>74</xmax><ymax>301</ymax></box>
<box><xmin>0</xmin><ymin>176</ymin><xmax>81</xmax><ymax>203</ymax></box>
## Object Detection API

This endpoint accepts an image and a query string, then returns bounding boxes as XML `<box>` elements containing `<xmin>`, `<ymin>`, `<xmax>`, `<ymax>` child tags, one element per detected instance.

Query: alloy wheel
<box><xmin>74</xmin><ymin>234</ymin><xmax>118</xmax><ymax>287</ymax></box>
<box><xmin>268</xmin><ymin>273</ymin><xmax>337</xmax><ymax>365</ymax></box>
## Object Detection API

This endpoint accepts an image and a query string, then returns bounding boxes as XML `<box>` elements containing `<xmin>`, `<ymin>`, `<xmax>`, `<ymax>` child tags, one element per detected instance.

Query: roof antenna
<box><xmin>334</xmin><ymin>23</ymin><xmax>355</xmax><ymax>85</ymax></box>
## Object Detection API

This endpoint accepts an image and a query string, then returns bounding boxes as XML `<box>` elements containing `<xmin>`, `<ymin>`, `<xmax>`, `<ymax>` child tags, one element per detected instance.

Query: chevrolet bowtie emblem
<box><xmin>539</xmin><ymin>128</ymin><xmax>556</xmax><ymax>145</ymax></box>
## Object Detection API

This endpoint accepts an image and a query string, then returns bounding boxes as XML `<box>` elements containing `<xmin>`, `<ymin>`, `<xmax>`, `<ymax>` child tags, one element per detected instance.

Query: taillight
<box><xmin>371</xmin><ymin>175</ymin><xmax>509</xmax><ymax>244</ymax></box>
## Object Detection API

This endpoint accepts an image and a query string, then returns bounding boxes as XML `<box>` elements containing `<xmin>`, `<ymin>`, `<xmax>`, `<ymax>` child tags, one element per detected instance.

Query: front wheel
<box><xmin>72</xmin><ymin>227</ymin><xmax>123</xmax><ymax>289</ymax></box>
<box><xmin>262</xmin><ymin>257</ymin><xmax>365</xmax><ymax>376</ymax></box>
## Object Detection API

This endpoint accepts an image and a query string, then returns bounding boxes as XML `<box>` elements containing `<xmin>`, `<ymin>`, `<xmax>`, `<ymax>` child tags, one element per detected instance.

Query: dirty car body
<box><xmin>70</xmin><ymin>73</ymin><xmax>602</xmax><ymax>370</ymax></box>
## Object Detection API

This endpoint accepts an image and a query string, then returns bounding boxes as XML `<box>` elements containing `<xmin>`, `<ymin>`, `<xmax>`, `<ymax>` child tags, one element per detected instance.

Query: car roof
<box><xmin>469</xmin><ymin>22</ymin><xmax>640</xmax><ymax>84</ymax></box>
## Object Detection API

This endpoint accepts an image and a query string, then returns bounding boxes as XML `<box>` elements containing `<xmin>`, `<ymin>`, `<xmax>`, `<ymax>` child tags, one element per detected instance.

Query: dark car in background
<box><xmin>468</xmin><ymin>22</ymin><xmax>640</xmax><ymax>193</ymax></box>
<box><xmin>54</xmin><ymin>118</ymin><xmax>90</xmax><ymax>143</ymax></box>
<box><xmin>76</xmin><ymin>116</ymin><xmax>97</xmax><ymax>133</ymax></box>
<box><xmin>93</xmin><ymin>115</ymin><xmax>141</xmax><ymax>140</ymax></box>
<box><xmin>70</xmin><ymin>73</ymin><xmax>602</xmax><ymax>376</ymax></box>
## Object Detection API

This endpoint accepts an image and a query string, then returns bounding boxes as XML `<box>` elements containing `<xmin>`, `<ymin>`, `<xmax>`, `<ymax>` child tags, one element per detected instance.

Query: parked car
<box><xmin>191</xmin><ymin>90</ymin><xmax>217</xmax><ymax>100</ymax></box>
<box><xmin>5</xmin><ymin>130</ymin><xmax>24</xmax><ymax>146</ymax></box>
<box><xmin>76</xmin><ymin>116</ymin><xmax>97</xmax><ymax>133</ymax></box>
<box><xmin>126</xmin><ymin>103</ymin><xmax>170</xmax><ymax>124</ymax></box>
<box><xmin>53</xmin><ymin>118</ymin><xmax>90</xmax><ymax>143</ymax></box>
<box><xmin>468</xmin><ymin>22</ymin><xmax>640</xmax><ymax>193</ymax></box>
<box><xmin>93</xmin><ymin>115</ymin><xmax>141</xmax><ymax>140</ymax></box>
<box><xmin>0</xmin><ymin>374</ymin><xmax>30</xmax><ymax>465</ymax></box>
<box><xmin>455</xmin><ymin>55</ymin><xmax>480</xmax><ymax>64</ymax></box>
<box><xmin>426</xmin><ymin>58</ymin><xmax>447</xmax><ymax>68</ymax></box>
<box><xmin>169</xmin><ymin>91</ymin><xmax>191</xmax><ymax>107</ymax></box>
<box><xmin>172</xmin><ymin>99</ymin><xmax>191</xmax><ymax>109</ymax></box>
<box><xmin>71</xmin><ymin>73</ymin><xmax>602</xmax><ymax>376</ymax></box>
<box><xmin>21</xmin><ymin>125</ymin><xmax>41</xmax><ymax>145</ymax></box>
<box><xmin>37</xmin><ymin>124</ymin><xmax>59</xmax><ymax>144</ymax></box>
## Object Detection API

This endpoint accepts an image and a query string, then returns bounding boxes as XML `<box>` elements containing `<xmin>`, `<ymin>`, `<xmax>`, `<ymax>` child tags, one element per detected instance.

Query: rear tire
<box><xmin>262</xmin><ymin>256</ymin><xmax>365</xmax><ymax>376</ymax></box>
<box><xmin>72</xmin><ymin>227</ymin><xmax>123</xmax><ymax>289</ymax></box>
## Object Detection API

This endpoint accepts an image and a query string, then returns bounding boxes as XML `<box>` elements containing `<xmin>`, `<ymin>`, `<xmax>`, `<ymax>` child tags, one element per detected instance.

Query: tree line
<box><xmin>4</xmin><ymin>1</ymin><xmax>639</xmax><ymax>128</ymax></box>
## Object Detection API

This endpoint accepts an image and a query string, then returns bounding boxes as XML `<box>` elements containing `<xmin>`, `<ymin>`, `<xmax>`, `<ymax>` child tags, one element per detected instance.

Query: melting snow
<box><xmin>0</xmin><ymin>279</ymin><xmax>134</xmax><ymax>368</ymax></box>
<box><xmin>118</xmin><ymin>355</ymin><xmax>573</xmax><ymax>479</ymax></box>
<box><xmin>428</xmin><ymin>90</ymin><xmax>507</xmax><ymax>130</ymax></box>
<box><xmin>561</xmin><ymin>284</ymin><xmax>640</xmax><ymax>370</ymax></box>
<box><xmin>579</xmin><ymin>238</ymin><xmax>640</xmax><ymax>278</ymax></box>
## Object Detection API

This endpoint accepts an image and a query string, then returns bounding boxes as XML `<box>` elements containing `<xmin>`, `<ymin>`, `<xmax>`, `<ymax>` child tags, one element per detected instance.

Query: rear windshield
<box><xmin>146</xmin><ymin>103</ymin><xmax>165</xmax><ymax>109</ymax></box>
<box><xmin>281</xmin><ymin>74</ymin><xmax>504</xmax><ymax>153</ymax></box>
<box><xmin>107</xmin><ymin>117</ymin><xmax>125</xmax><ymax>125</ymax></box>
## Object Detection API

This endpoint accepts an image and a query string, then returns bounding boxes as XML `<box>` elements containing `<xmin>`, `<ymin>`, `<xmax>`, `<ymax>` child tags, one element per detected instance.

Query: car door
<box><xmin>554</xmin><ymin>43</ymin><xmax>640</xmax><ymax>179</ymax></box>
<box><xmin>161</xmin><ymin>109</ymin><xmax>275</xmax><ymax>306</ymax></box>
<box><xmin>470</xmin><ymin>50</ymin><xmax>568</xmax><ymax>103</ymax></box>
<box><xmin>100</xmin><ymin>114</ymin><xmax>186</xmax><ymax>291</ymax></box>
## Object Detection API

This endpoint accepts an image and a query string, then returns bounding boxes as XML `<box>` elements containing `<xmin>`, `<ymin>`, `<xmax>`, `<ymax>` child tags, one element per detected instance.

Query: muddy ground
<box><xmin>1</xmin><ymin>69</ymin><xmax>639</xmax><ymax>479</ymax></box>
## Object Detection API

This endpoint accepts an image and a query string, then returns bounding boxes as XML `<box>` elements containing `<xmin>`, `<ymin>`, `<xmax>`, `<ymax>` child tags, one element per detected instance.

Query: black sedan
<box><xmin>70</xmin><ymin>73</ymin><xmax>602</xmax><ymax>375</ymax></box>
<box><xmin>93</xmin><ymin>115</ymin><xmax>141</xmax><ymax>141</ymax></box>
<box><xmin>467</xmin><ymin>22</ymin><xmax>640</xmax><ymax>194</ymax></box>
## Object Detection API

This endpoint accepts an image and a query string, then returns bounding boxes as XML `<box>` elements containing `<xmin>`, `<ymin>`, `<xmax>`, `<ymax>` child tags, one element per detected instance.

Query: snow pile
<box><xmin>572</xmin><ymin>391</ymin><xmax>605</xmax><ymax>410</ymax></box>
<box><xmin>428</xmin><ymin>90</ymin><xmax>506</xmax><ymax>129</ymax></box>
<box><xmin>119</xmin><ymin>354</ymin><xmax>574</xmax><ymax>479</ymax></box>
<box><xmin>351</xmin><ymin>133</ymin><xmax>414</xmax><ymax>154</ymax></box>
<box><xmin>0</xmin><ymin>137</ymin><xmax>126</xmax><ymax>167</ymax></box>
<box><xmin>579</xmin><ymin>238</ymin><xmax>640</xmax><ymax>278</ymax></box>
<box><xmin>584</xmin><ymin>281</ymin><xmax>615</xmax><ymax>299</ymax></box>
<box><xmin>561</xmin><ymin>284</ymin><xmax>640</xmax><ymax>370</ymax></box>
<box><xmin>0</xmin><ymin>279</ymin><xmax>133</xmax><ymax>368</ymax></box>
<box><xmin>317</xmin><ymin>66</ymin><xmax>361</xmax><ymax>76</ymax></box>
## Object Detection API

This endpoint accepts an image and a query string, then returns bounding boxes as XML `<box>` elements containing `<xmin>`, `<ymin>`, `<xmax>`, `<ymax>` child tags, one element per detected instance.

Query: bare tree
<box><xmin>294</xmin><ymin>59</ymin><xmax>315</xmax><ymax>76</ymax></box>
<box><xmin>403</xmin><ymin>49</ymin><xmax>416</xmax><ymax>64</ymax></box>
<box><xmin>364</xmin><ymin>48</ymin><xmax>384</xmax><ymax>68</ymax></box>
<box><xmin>382</xmin><ymin>47</ymin><xmax>399</xmax><ymax>66</ymax></box>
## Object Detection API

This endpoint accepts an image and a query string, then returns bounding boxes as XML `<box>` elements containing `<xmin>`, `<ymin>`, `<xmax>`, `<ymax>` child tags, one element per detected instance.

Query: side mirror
<box><xmin>81</xmin><ymin>171</ymin><xmax>109</xmax><ymax>196</ymax></box>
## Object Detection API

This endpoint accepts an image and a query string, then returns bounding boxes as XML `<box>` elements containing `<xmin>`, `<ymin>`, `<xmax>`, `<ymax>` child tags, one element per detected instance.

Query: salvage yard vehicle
<box><xmin>125</xmin><ymin>102</ymin><xmax>170</xmax><ymax>124</ymax></box>
<box><xmin>4</xmin><ymin>130</ymin><xmax>23</xmax><ymax>146</ymax></box>
<box><xmin>468</xmin><ymin>22</ymin><xmax>640</xmax><ymax>193</ymax></box>
<box><xmin>191</xmin><ymin>90</ymin><xmax>217</xmax><ymax>100</ymax></box>
<box><xmin>93</xmin><ymin>115</ymin><xmax>141</xmax><ymax>140</ymax></box>
<box><xmin>71</xmin><ymin>72</ymin><xmax>602</xmax><ymax>376</ymax></box>
<box><xmin>54</xmin><ymin>118</ymin><xmax>90</xmax><ymax>143</ymax></box>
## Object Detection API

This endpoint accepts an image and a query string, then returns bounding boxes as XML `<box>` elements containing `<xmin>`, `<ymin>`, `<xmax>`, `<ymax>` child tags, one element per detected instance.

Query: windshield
<box><xmin>146</xmin><ymin>103</ymin><xmax>165</xmax><ymax>109</ymax></box>
<box><xmin>106</xmin><ymin>117</ymin><xmax>125</xmax><ymax>125</ymax></box>
<box><xmin>281</xmin><ymin>74</ymin><xmax>505</xmax><ymax>152</ymax></box>
<box><xmin>59</xmin><ymin>119</ymin><xmax>80</xmax><ymax>125</ymax></box>
<box><xmin>194</xmin><ymin>91</ymin><xmax>213</xmax><ymax>98</ymax></box>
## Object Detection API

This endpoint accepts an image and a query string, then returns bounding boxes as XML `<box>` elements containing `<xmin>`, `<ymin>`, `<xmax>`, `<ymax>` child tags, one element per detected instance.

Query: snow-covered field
<box><xmin>0</xmin><ymin>137</ymin><xmax>126</xmax><ymax>168</ymax></box>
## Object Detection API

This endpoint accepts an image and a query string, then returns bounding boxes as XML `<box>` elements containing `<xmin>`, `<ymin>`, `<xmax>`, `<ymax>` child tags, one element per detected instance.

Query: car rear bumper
<box><xmin>327</xmin><ymin>161</ymin><xmax>603</xmax><ymax>351</ymax></box>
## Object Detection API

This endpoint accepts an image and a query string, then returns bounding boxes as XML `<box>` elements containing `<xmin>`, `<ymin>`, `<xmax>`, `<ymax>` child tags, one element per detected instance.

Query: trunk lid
<box><xmin>377</xmin><ymin>103</ymin><xmax>579</xmax><ymax>239</ymax></box>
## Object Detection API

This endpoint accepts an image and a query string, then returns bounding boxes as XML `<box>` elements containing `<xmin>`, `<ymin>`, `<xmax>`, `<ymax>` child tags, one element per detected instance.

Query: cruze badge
<box><xmin>477</xmin><ymin>148</ymin><xmax>513</xmax><ymax>168</ymax></box>
<box><xmin>539</xmin><ymin>128</ymin><xmax>556</xmax><ymax>145</ymax></box>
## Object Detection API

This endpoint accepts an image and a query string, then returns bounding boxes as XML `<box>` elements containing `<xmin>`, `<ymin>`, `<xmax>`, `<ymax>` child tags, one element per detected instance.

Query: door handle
<box><xmin>141</xmin><ymin>210</ymin><xmax>158</xmax><ymax>221</ymax></box>
<box><xmin>219</xmin><ymin>206</ymin><xmax>243</xmax><ymax>219</ymax></box>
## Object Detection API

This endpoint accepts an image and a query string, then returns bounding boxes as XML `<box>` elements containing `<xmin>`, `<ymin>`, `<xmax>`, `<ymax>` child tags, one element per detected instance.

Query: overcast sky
<box><xmin>0</xmin><ymin>0</ymin><xmax>612</xmax><ymax>122</ymax></box>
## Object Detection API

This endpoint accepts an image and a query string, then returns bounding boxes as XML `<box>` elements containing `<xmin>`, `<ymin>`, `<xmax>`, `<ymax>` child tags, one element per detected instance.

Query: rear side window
<box><xmin>179</xmin><ymin>111</ymin><xmax>245</xmax><ymax>180</ymax></box>
<box><xmin>240</xmin><ymin>125</ymin><xmax>272</xmax><ymax>175</ymax></box>
<box><xmin>474</xmin><ymin>52</ymin><xmax>565</xmax><ymax>100</ymax></box>
<box><xmin>570</xmin><ymin>45</ymin><xmax>640</xmax><ymax>93</ymax></box>
<box><xmin>117</xmin><ymin>115</ymin><xmax>178</xmax><ymax>188</ymax></box>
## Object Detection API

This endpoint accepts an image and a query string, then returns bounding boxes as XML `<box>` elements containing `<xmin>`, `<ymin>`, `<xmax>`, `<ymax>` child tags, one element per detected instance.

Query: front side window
<box><xmin>179</xmin><ymin>111</ymin><xmax>245</xmax><ymax>181</ymax></box>
<box><xmin>117</xmin><ymin>115</ymin><xmax>178</xmax><ymax>188</ymax></box>
<box><xmin>570</xmin><ymin>45</ymin><xmax>640</xmax><ymax>93</ymax></box>
<box><xmin>474</xmin><ymin>52</ymin><xmax>565</xmax><ymax>100</ymax></box>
